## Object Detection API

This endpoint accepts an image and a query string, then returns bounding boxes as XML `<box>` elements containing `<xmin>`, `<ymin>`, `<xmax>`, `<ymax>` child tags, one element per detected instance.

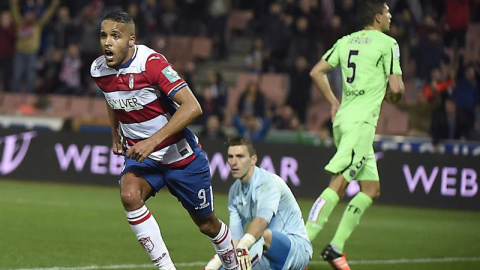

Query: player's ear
<box><xmin>374</xmin><ymin>13</ymin><xmax>381</xmax><ymax>24</ymax></box>
<box><xmin>251</xmin><ymin>155</ymin><xmax>258</xmax><ymax>165</ymax></box>
<box><xmin>129</xmin><ymin>35</ymin><xmax>136</xmax><ymax>47</ymax></box>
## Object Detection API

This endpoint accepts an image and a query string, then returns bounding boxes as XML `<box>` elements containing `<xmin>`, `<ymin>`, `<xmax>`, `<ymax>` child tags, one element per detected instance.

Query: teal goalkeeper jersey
<box><xmin>323</xmin><ymin>29</ymin><xmax>402</xmax><ymax>127</ymax></box>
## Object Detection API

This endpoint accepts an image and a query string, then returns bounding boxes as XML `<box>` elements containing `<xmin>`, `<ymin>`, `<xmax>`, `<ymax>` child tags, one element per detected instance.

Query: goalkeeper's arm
<box><xmin>235</xmin><ymin>217</ymin><xmax>269</xmax><ymax>270</ymax></box>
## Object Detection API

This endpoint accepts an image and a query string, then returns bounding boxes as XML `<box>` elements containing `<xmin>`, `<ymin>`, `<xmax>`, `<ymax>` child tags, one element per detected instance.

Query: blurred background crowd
<box><xmin>0</xmin><ymin>0</ymin><xmax>479</xmax><ymax>145</ymax></box>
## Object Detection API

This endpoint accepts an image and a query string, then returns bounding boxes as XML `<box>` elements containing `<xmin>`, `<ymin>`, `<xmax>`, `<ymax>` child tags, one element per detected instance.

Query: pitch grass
<box><xmin>0</xmin><ymin>179</ymin><xmax>479</xmax><ymax>270</ymax></box>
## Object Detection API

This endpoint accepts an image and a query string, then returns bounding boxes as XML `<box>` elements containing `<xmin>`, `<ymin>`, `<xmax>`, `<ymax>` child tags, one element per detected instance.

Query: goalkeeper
<box><xmin>204</xmin><ymin>137</ymin><xmax>312</xmax><ymax>270</ymax></box>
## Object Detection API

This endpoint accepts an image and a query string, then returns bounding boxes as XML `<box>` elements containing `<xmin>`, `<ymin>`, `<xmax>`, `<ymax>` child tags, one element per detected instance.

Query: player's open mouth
<box><xmin>105</xmin><ymin>50</ymin><xmax>114</xmax><ymax>61</ymax></box>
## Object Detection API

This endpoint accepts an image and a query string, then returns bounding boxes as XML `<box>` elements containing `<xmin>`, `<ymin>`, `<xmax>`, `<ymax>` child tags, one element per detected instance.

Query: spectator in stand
<box><xmin>78</xmin><ymin>0</ymin><xmax>104</xmax><ymax>94</ymax></box>
<box><xmin>139</xmin><ymin>0</ymin><xmax>161</xmax><ymax>43</ymax></box>
<box><xmin>422</xmin><ymin>67</ymin><xmax>455</xmax><ymax>101</ymax></box>
<box><xmin>237</xmin><ymin>80</ymin><xmax>266</xmax><ymax>119</ymax></box>
<box><xmin>287</xmin><ymin>56</ymin><xmax>312</xmax><ymax>125</ymax></box>
<box><xmin>196</xmin><ymin>85</ymin><xmax>223</xmax><ymax>125</ymax></box>
<box><xmin>444</xmin><ymin>0</ymin><xmax>469</xmax><ymax>50</ymax></box>
<box><xmin>36</xmin><ymin>46</ymin><xmax>62</xmax><ymax>93</ymax></box>
<box><xmin>389</xmin><ymin>9</ymin><xmax>413</xmax><ymax>57</ymax></box>
<box><xmin>296</xmin><ymin>0</ymin><xmax>323</xmax><ymax>34</ymax></box>
<box><xmin>466</xmin><ymin>0</ymin><xmax>480</xmax><ymax>63</ymax></box>
<box><xmin>178</xmin><ymin>0</ymin><xmax>206</xmax><ymax>36</ymax></box>
<box><xmin>286</xmin><ymin>16</ymin><xmax>318</xmax><ymax>68</ymax></box>
<box><xmin>334</xmin><ymin>0</ymin><xmax>361</xmax><ymax>33</ymax></box>
<box><xmin>262</xmin><ymin>2</ymin><xmax>292</xmax><ymax>72</ymax></box>
<box><xmin>396</xmin><ymin>88</ymin><xmax>441</xmax><ymax>137</ymax></box>
<box><xmin>126</xmin><ymin>2</ymin><xmax>146</xmax><ymax>44</ymax></box>
<box><xmin>389</xmin><ymin>0</ymin><xmax>423</xmax><ymax>25</ymax></box>
<box><xmin>158</xmin><ymin>0</ymin><xmax>180</xmax><ymax>36</ymax></box>
<box><xmin>313</xmin><ymin>119</ymin><xmax>334</xmax><ymax>148</ymax></box>
<box><xmin>0</xmin><ymin>10</ymin><xmax>15</xmax><ymax>92</ymax></box>
<box><xmin>206</xmin><ymin>0</ymin><xmax>230</xmax><ymax>60</ymax></box>
<box><xmin>206</xmin><ymin>70</ymin><xmax>228</xmax><ymax>120</ymax></box>
<box><xmin>52</xmin><ymin>6</ymin><xmax>79</xmax><ymax>51</ymax></box>
<box><xmin>410</xmin><ymin>18</ymin><xmax>450</xmax><ymax>95</ymax></box>
<box><xmin>10</xmin><ymin>0</ymin><xmax>60</xmax><ymax>93</ymax></box>
<box><xmin>234</xmin><ymin>79</ymin><xmax>270</xmax><ymax>141</ymax></box>
<box><xmin>426</xmin><ymin>67</ymin><xmax>456</xmax><ymax>145</ymax></box>
<box><xmin>272</xmin><ymin>104</ymin><xmax>301</xmax><ymax>130</ymax></box>
<box><xmin>199</xmin><ymin>115</ymin><xmax>227</xmax><ymax>141</ymax></box>
<box><xmin>245</xmin><ymin>36</ymin><xmax>264</xmax><ymax>74</ymax></box>
<box><xmin>57</xmin><ymin>43</ymin><xmax>82</xmax><ymax>95</ymax></box>
<box><xmin>233</xmin><ymin>114</ymin><xmax>271</xmax><ymax>141</ymax></box>
<box><xmin>453</xmin><ymin>63</ymin><xmax>479</xmax><ymax>140</ymax></box>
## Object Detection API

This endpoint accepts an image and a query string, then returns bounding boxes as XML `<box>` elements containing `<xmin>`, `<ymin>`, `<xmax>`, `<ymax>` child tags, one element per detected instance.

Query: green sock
<box><xmin>331</xmin><ymin>192</ymin><xmax>373</xmax><ymax>253</ymax></box>
<box><xmin>306</xmin><ymin>188</ymin><xmax>339</xmax><ymax>241</ymax></box>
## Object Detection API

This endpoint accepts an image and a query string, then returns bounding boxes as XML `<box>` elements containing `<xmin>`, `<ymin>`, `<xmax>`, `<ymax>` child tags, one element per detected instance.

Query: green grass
<box><xmin>0</xmin><ymin>179</ymin><xmax>479</xmax><ymax>270</ymax></box>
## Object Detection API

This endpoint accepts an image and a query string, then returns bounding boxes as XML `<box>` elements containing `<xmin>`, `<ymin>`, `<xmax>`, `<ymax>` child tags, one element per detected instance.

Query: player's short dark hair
<box><xmin>358</xmin><ymin>0</ymin><xmax>386</xmax><ymax>27</ymax></box>
<box><xmin>227</xmin><ymin>137</ymin><xmax>256</xmax><ymax>157</ymax></box>
<box><xmin>103</xmin><ymin>10</ymin><xmax>134</xmax><ymax>25</ymax></box>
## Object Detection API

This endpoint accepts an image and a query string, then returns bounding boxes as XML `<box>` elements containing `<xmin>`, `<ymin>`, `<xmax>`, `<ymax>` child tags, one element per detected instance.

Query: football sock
<box><xmin>126</xmin><ymin>205</ymin><xmax>176</xmax><ymax>270</ymax></box>
<box><xmin>209</xmin><ymin>221</ymin><xmax>239</xmax><ymax>270</ymax></box>
<box><xmin>331</xmin><ymin>192</ymin><xmax>373</xmax><ymax>253</ymax></box>
<box><xmin>306</xmin><ymin>188</ymin><xmax>340</xmax><ymax>241</ymax></box>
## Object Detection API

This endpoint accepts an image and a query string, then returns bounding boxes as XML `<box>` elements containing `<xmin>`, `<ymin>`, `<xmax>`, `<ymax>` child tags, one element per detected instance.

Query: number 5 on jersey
<box><xmin>347</xmin><ymin>50</ymin><xmax>359</xmax><ymax>83</ymax></box>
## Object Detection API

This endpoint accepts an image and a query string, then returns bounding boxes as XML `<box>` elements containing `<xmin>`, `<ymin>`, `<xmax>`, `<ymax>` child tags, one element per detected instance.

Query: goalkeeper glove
<box><xmin>236</xmin><ymin>248</ymin><xmax>252</xmax><ymax>270</ymax></box>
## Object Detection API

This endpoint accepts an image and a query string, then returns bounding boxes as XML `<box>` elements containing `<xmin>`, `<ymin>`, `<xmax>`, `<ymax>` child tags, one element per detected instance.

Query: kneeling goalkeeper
<box><xmin>204</xmin><ymin>137</ymin><xmax>312</xmax><ymax>270</ymax></box>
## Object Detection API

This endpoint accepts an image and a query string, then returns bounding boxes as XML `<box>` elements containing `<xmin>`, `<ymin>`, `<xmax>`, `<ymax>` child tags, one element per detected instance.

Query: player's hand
<box><xmin>385</xmin><ymin>90</ymin><xmax>403</xmax><ymax>104</ymax></box>
<box><xmin>330</xmin><ymin>104</ymin><xmax>339</xmax><ymax>122</ymax></box>
<box><xmin>112</xmin><ymin>134</ymin><xmax>124</xmax><ymax>155</ymax></box>
<box><xmin>126</xmin><ymin>138</ymin><xmax>157</xmax><ymax>162</ymax></box>
<box><xmin>236</xmin><ymin>248</ymin><xmax>252</xmax><ymax>270</ymax></box>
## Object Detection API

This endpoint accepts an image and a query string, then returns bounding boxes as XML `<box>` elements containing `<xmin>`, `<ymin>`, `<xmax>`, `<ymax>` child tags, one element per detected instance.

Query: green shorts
<box><xmin>324</xmin><ymin>122</ymin><xmax>379</xmax><ymax>182</ymax></box>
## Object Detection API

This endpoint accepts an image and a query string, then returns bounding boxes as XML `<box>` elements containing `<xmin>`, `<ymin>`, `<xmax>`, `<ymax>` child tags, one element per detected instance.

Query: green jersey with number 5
<box><xmin>323</xmin><ymin>29</ymin><xmax>402</xmax><ymax>127</ymax></box>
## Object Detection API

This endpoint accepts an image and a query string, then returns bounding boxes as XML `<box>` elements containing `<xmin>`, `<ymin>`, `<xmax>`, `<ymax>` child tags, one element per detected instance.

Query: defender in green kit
<box><xmin>305</xmin><ymin>1</ymin><xmax>405</xmax><ymax>270</ymax></box>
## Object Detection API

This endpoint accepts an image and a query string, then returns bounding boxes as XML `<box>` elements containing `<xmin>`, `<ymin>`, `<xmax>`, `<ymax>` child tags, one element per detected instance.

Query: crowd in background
<box><xmin>0</xmin><ymin>0</ymin><xmax>479</xmax><ymax>144</ymax></box>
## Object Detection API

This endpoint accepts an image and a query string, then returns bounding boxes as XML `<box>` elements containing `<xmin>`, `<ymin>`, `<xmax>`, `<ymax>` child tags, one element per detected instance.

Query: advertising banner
<box><xmin>0</xmin><ymin>129</ymin><xmax>477</xmax><ymax>210</ymax></box>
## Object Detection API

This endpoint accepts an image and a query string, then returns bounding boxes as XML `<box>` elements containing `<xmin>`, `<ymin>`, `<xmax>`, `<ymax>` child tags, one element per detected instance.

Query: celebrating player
<box><xmin>90</xmin><ymin>11</ymin><xmax>239</xmax><ymax>270</ymax></box>
<box><xmin>204</xmin><ymin>137</ymin><xmax>312</xmax><ymax>270</ymax></box>
<box><xmin>305</xmin><ymin>1</ymin><xmax>405</xmax><ymax>270</ymax></box>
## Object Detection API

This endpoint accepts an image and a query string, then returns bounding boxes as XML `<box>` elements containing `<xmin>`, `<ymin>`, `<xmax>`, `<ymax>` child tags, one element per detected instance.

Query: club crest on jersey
<box><xmin>162</xmin><ymin>66</ymin><xmax>181</xmax><ymax>83</ymax></box>
<box><xmin>129</xmin><ymin>74</ymin><xmax>134</xmax><ymax>89</ymax></box>
<box><xmin>139</xmin><ymin>237</ymin><xmax>155</xmax><ymax>252</ymax></box>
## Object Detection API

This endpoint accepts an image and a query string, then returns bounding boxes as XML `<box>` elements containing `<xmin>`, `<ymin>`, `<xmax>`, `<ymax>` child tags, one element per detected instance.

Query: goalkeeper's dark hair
<box><xmin>103</xmin><ymin>10</ymin><xmax>134</xmax><ymax>25</ymax></box>
<box><xmin>227</xmin><ymin>137</ymin><xmax>256</xmax><ymax>157</ymax></box>
<box><xmin>358</xmin><ymin>0</ymin><xmax>386</xmax><ymax>27</ymax></box>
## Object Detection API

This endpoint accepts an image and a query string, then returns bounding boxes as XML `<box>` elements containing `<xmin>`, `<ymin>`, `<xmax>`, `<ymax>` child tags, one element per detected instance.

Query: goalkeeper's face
<box><xmin>227</xmin><ymin>145</ymin><xmax>257</xmax><ymax>183</ymax></box>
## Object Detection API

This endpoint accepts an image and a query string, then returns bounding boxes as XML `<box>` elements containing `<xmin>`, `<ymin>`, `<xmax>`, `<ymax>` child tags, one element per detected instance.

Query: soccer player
<box><xmin>204</xmin><ymin>137</ymin><xmax>312</xmax><ymax>270</ymax></box>
<box><xmin>305</xmin><ymin>1</ymin><xmax>405</xmax><ymax>270</ymax></box>
<box><xmin>90</xmin><ymin>11</ymin><xmax>239</xmax><ymax>270</ymax></box>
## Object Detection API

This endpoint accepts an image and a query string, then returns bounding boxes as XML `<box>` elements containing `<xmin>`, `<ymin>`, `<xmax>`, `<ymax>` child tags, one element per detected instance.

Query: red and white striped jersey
<box><xmin>91</xmin><ymin>45</ymin><xmax>200</xmax><ymax>167</ymax></box>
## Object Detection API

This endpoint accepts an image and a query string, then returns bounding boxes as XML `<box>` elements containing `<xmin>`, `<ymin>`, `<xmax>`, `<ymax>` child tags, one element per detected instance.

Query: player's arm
<box><xmin>385</xmin><ymin>41</ymin><xmax>405</xmax><ymax>104</ymax></box>
<box><xmin>310</xmin><ymin>59</ymin><xmax>341</xmax><ymax>120</ymax></box>
<box><xmin>385</xmin><ymin>74</ymin><xmax>405</xmax><ymax>104</ymax></box>
<box><xmin>239</xmin><ymin>178</ymin><xmax>280</xmax><ymax>250</ymax></box>
<box><xmin>126</xmin><ymin>86</ymin><xmax>202</xmax><ymax>162</ymax></box>
<box><xmin>105</xmin><ymin>100</ymin><xmax>124</xmax><ymax>155</ymax></box>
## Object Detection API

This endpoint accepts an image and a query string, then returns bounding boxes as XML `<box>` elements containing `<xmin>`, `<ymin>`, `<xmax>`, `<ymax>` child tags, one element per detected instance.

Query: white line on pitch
<box><xmin>3</xmin><ymin>257</ymin><xmax>480</xmax><ymax>270</ymax></box>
